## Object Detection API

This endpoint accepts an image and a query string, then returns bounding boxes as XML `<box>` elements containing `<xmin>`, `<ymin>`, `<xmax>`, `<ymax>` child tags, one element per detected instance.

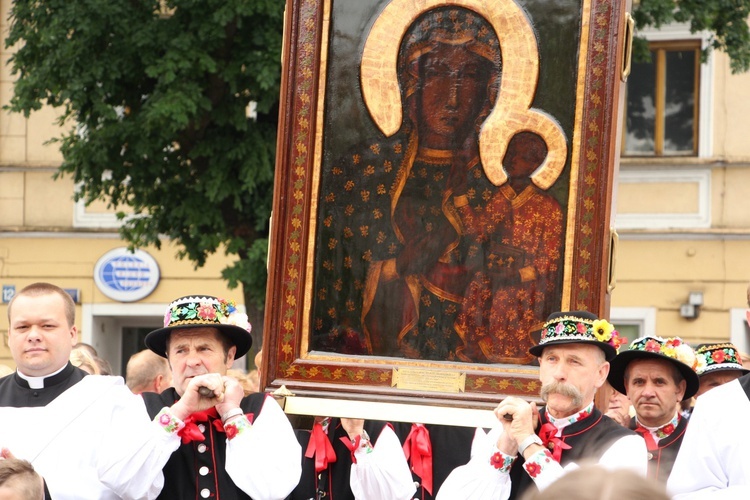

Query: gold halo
<box><xmin>361</xmin><ymin>0</ymin><xmax>567</xmax><ymax>188</ymax></box>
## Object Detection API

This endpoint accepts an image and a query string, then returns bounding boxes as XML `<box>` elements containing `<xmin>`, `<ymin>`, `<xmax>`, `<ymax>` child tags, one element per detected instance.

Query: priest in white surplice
<box><xmin>1</xmin><ymin>283</ymin><xmax>193</xmax><ymax>499</ymax></box>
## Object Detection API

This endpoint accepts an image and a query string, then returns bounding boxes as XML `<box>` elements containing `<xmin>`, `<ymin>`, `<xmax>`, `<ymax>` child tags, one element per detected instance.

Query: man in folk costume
<box><xmin>694</xmin><ymin>342</ymin><xmax>750</xmax><ymax>398</ymax></box>
<box><xmin>288</xmin><ymin>417</ymin><xmax>415</xmax><ymax>500</ymax></box>
<box><xmin>0</xmin><ymin>283</ymin><xmax>179</xmax><ymax>499</ymax></box>
<box><xmin>142</xmin><ymin>295</ymin><xmax>301</xmax><ymax>499</ymax></box>
<box><xmin>435</xmin><ymin>311</ymin><xmax>646</xmax><ymax>499</ymax></box>
<box><xmin>667</xmin><ymin>371</ymin><xmax>750</xmax><ymax>498</ymax></box>
<box><xmin>607</xmin><ymin>335</ymin><xmax>700</xmax><ymax>482</ymax></box>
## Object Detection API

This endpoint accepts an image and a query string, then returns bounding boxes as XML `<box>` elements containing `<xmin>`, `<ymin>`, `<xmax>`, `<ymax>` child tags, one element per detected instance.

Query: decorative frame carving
<box><xmin>264</xmin><ymin>0</ymin><xmax>628</xmax><ymax>418</ymax></box>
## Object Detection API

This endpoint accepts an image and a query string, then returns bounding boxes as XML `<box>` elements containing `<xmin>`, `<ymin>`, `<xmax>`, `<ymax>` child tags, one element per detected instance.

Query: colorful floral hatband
<box><xmin>164</xmin><ymin>296</ymin><xmax>251</xmax><ymax>333</ymax></box>
<box><xmin>695</xmin><ymin>342</ymin><xmax>747</xmax><ymax>375</ymax></box>
<box><xmin>541</xmin><ymin>316</ymin><xmax>627</xmax><ymax>353</ymax></box>
<box><xmin>628</xmin><ymin>336</ymin><xmax>698</xmax><ymax>371</ymax></box>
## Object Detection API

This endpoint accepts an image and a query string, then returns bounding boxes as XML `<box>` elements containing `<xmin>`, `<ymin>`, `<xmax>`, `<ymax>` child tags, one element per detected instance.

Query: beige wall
<box><xmin>613</xmin><ymin>238</ymin><xmax>750</xmax><ymax>335</ymax></box>
<box><xmin>1</xmin><ymin>0</ymin><xmax>64</xmax><ymax>167</ymax></box>
<box><xmin>712</xmin><ymin>51</ymin><xmax>750</xmax><ymax>159</ymax></box>
<box><xmin>0</xmin><ymin>170</ymin><xmax>77</xmax><ymax>227</ymax></box>
<box><xmin>0</xmin><ymin>238</ymin><xmax>241</xmax><ymax>369</ymax></box>
<box><xmin>713</xmin><ymin>167</ymin><xmax>750</xmax><ymax>228</ymax></box>
<box><xmin>612</xmin><ymin>41</ymin><xmax>750</xmax><ymax>351</ymax></box>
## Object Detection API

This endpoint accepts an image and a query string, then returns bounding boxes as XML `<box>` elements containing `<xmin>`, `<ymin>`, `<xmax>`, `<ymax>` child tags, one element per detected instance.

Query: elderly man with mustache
<box><xmin>436</xmin><ymin>311</ymin><xmax>648</xmax><ymax>499</ymax></box>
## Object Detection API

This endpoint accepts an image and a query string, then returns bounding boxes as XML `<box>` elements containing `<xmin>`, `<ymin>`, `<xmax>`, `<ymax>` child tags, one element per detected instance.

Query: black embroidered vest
<box><xmin>143</xmin><ymin>388</ymin><xmax>266</xmax><ymax>500</ymax></box>
<box><xmin>629</xmin><ymin>415</ymin><xmax>689</xmax><ymax>482</ymax></box>
<box><xmin>509</xmin><ymin>408</ymin><xmax>635</xmax><ymax>499</ymax></box>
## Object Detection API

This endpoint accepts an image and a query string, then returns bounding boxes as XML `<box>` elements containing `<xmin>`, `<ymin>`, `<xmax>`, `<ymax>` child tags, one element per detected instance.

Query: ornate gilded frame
<box><xmin>264</xmin><ymin>0</ymin><xmax>629</xmax><ymax>424</ymax></box>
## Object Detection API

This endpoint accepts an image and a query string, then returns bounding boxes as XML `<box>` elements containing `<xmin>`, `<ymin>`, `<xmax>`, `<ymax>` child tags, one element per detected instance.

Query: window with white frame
<box><xmin>621</xmin><ymin>24</ymin><xmax>712</xmax><ymax>158</ymax></box>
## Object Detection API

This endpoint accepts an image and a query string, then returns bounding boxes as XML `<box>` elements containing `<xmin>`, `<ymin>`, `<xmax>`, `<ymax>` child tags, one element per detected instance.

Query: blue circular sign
<box><xmin>94</xmin><ymin>248</ymin><xmax>160</xmax><ymax>302</ymax></box>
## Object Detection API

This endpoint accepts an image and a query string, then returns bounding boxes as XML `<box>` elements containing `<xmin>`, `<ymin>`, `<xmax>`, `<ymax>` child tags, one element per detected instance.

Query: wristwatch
<box><xmin>517</xmin><ymin>434</ymin><xmax>543</xmax><ymax>456</ymax></box>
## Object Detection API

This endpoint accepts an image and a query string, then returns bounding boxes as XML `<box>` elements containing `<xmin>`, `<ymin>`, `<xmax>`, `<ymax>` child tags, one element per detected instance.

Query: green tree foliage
<box><xmin>633</xmin><ymin>0</ymin><xmax>750</xmax><ymax>73</ymax></box>
<box><xmin>5</xmin><ymin>0</ymin><xmax>283</xmax><ymax>335</ymax></box>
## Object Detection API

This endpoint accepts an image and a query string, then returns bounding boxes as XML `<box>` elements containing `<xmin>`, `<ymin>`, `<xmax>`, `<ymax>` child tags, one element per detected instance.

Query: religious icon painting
<box><xmin>264</xmin><ymin>0</ymin><xmax>631</xmax><ymax>423</ymax></box>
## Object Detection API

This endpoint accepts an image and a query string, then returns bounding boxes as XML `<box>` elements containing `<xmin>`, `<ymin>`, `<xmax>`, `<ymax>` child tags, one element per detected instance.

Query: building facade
<box><xmin>612</xmin><ymin>23</ymin><xmax>750</xmax><ymax>353</ymax></box>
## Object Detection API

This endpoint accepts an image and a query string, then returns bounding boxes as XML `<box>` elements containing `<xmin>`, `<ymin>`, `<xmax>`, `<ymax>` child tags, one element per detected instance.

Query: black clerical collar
<box><xmin>14</xmin><ymin>363</ymin><xmax>79</xmax><ymax>389</ymax></box>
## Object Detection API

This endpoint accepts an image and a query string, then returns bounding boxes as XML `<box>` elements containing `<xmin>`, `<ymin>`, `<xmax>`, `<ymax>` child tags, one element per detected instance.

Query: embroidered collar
<box><xmin>546</xmin><ymin>402</ymin><xmax>594</xmax><ymax>431</ymax></box>
<box><xmin>637</xmin><ymin>412</ymin><xmax>681</xmax><ymax>440</ymax></box>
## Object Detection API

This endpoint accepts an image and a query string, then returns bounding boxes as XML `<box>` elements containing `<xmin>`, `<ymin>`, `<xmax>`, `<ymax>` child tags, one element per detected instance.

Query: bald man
<box><xmin>126</xmin><ymin>350</ymin><xmax>172</xmax><ymax>395</ymax></box>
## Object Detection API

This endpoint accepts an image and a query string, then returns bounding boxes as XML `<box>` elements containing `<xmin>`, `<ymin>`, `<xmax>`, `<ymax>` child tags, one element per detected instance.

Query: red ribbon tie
<box><xmin>403</xmin><ymin>423</ymin><xmax>434</xmax><ymax>495</ymax></box>
<box><xmin>635</xmin><ymin>425</ymin><xmax>659</xmax><ymax>452</ymax></box>
<box><xmin>305</xmin><ymin>422</ymin><xmax>337</xmax><ymax>473</ymax></box>
<box><xmin>340</xmin><ymin>434</ymin><xmax>361</xmax><ymax>464</ymax></box>
<box><xmin>538</xmin><ymin>423</ymin><xmax>572</xmax><ymax>462</ymax></box>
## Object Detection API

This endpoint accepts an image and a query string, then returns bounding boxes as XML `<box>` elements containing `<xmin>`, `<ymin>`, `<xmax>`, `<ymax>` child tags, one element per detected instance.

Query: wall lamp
<box><xmin>679</xmin><ymin>291</ymin><xmax>703</xmax><ymax>320</ymax></box>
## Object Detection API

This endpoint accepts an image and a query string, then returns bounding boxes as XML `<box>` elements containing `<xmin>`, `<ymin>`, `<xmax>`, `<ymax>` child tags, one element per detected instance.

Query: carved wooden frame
<box><xmin>263</xmin><ymin>0</ymin><xmax>629</xmax><ymax>421</ymax></box>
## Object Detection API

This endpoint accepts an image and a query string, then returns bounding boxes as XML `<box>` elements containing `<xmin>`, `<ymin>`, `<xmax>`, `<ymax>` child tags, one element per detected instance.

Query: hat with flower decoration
<box><xmin>145</xmin><ymin>295</ymin><xmax>252</xmax><ymax>358</ymax></box>
<box><xmin>608</xmin><ymin>336</ymin><xmax>700</xmax><ymax>401</ymax></box>
<box><xmin>529</xmin><ymin>311</ymin><xmax>628</xmax><ymax>361</ymax></box>
<box><xmin>694</xmin><ymin>342</ymin><xmax>750</xmax><ymax>377</ymax></box>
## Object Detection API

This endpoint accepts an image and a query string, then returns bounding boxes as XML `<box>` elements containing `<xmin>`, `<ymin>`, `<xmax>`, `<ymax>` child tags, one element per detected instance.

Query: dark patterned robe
<box><xmin>456</xmin><ymin>184</ymin><xmax>564</xmax><ymax>364</ymax></box>
<box><xmin>311</xmin><ymin>128</ymin><xmax>512</xmax><ymax>362</ymax></box>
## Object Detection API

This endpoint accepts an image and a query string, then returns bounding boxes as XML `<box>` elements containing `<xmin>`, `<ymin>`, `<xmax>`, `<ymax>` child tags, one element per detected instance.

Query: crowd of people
<box><xmin>1</xmin><ymin>282</ymin><xmax>750</xmax><ymax>499</ymax></box>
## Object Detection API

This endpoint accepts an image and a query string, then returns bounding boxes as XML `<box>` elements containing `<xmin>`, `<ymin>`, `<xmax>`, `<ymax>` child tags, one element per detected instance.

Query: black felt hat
<box><xmin>608</xmin><ymin>336</ymin><xmax>700</xmax><ymax>401</ymax></box>
<box><xmin>145</xmin><ymin>295</ymin><xmax>252</xmax><ymax>358</ymax></box>
<box><xmin>528</xmin><ymin>311</ymin><xmax>626</xmax><ymax>361</ymax></box>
